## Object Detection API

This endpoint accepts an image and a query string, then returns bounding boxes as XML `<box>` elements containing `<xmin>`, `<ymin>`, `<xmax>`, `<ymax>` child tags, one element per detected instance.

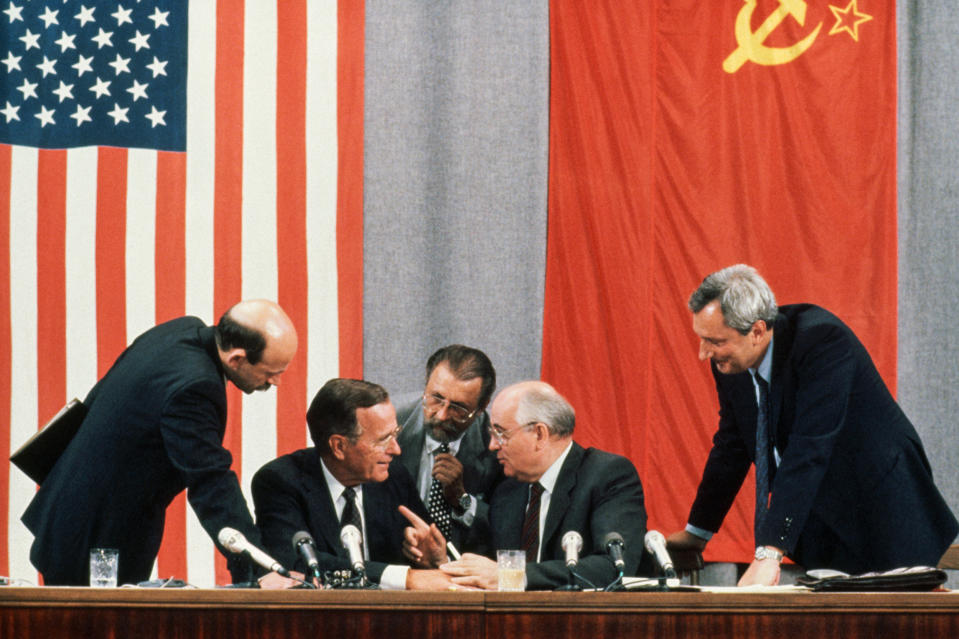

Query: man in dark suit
<box><xmin>394</xmin><ymin>345</ymin><xmax>502</xmax><ymax>551</ymax></box>
<box><xmin>252</xmin><ymin>378</ymin><xmax>455</xmax><ymax>590</ymax></box>
<box><xmin>22</xmin><ymin>300</ymin><xmax>299</xmax><ymax>587</ymax></box>
<box><xmin>406</xmin><ymin>381</ymin><xmax>647</xmax><ymax>590</ymax></box>
<box><xmin>668</xmin><ymin>264</ymin><xmax>958</xmax><ymax>586</ymax></box>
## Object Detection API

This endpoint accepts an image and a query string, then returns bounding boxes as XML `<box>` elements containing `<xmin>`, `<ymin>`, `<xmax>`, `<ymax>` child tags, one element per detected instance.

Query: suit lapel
<box><xmin>494</xmin><ymin>480</ymin><xmax>529</xmax><ymax>549</ymax></box>
<box><xmin>541</xmin><ymin>442</ymin><xmax>582</xmax><ymax>549</ymax></box>
<box><xmin>362</xmin><ymin>481</ymin><xmax>392</xmax><ymax>559</ymax></box>
<box><xmin>397</xmin><ymin>403</ymin><xmax>426</xmax><ymax>482</ymax></box>
<box><xmin>769</xmin><ymin>312</ymin><xmax>790</xmax><ymax>445</ymax></box>
<box><xmin>307</xmin><ymin>455</ymin><xmax>349</xmax><ymax>557</ymax></box>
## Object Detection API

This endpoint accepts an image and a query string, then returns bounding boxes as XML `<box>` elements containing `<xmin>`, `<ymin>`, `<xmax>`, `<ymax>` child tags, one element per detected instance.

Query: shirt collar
<box><xmin>536</xmin><ymin>440</ymin><xmax>574</xmax><ymax>494</ymax></box>
<box><xmin>425</xmin><ymin>430</ymin><xmax>463</xmax><ymax>456</ymax></box>
<box><xmin>320</xmin><ymin>457</ymin><xmax>362</xmax><ymax>504</ymax></box>
<box><xmin>751</xmin><ymin>335</ymin><xmax>774</xmax><ymax>384</ymax></box>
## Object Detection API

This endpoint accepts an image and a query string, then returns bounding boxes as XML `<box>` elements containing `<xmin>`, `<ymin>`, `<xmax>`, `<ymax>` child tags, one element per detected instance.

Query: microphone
<box><xmin>339</xmin><ymin>524</ymin><xmax>365</xmax><ymax>575</ymax></box>
<box><xmin>292</xmin><ymin>530</ymin><xmax>322</xmax><ymax>580</ymax></box>
<box><xmin>562</xmin><ymin>530</ymin><xmax>583</xmax><ymax>568</ymax></box>
<box><xmin>603</xmin><ymin>531</ymin><xmax>626</xmax><ymax>572</ymax></box>
<box><xmin>218</xmin><ymin>527</ymin><xmax>290</xmax><ymax>577</ymax></box>
<box><xmin>644</xmin><ymin>530</ymin><xmax>677</xmax><ymax>579</ymax></box>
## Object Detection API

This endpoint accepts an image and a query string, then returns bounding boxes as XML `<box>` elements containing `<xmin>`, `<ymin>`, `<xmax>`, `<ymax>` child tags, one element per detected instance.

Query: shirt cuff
<box><xmin>685</xmin><ymin>523</ymin><xmax>714</xmax><ymax>541</ymax></box>
<box><xmin>378</xmin><ymin>565</ymin><xmax>410</xmax><ymax>590</ymax></box>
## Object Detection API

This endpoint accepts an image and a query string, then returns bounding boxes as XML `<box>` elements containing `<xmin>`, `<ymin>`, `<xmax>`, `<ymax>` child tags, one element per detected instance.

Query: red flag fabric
<box><xmin>543</xmin><ymin>0</ymin><xmax>897</xmax><ymax>562</ymax></box>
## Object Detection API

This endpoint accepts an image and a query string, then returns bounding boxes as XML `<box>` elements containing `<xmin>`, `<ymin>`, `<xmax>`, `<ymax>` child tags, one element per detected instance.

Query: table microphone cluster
<box><xmin>218</xmin><ymin>526</ymin><xmax>374</xmax><ymax>589</ymax></box>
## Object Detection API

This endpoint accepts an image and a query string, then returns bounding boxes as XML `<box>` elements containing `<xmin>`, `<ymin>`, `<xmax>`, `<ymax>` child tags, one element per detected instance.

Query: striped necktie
<box><xmin>754</xmin><ymin>374</ymin><xmax>772</xmax><ymax>539</ymax></box>
<box><xmin>521</xmin><ymin>482</ymin><xmax>544</xmax><ymax>563</ymax></box>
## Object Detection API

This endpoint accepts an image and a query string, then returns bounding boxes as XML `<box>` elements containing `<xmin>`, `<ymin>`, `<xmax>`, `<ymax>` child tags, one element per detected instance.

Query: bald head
<box><xmin>489</xmin><ymin>381</ymin><xmax>575</xmax><ymax>482</ymax></box>
<box><xmin>496</xmin><ymin>381</ymin><xmax>576</xmax><ymax>438</ymax></box>
<box><xmin>216</xmin><ymin>299</ymin><xmax>297</xmax><ymax>394</ymax></box>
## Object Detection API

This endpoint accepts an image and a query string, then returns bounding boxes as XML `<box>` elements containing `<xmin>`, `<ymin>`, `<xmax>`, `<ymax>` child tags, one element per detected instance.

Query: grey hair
<box><xmin>688</xmin><ymin>264</ymin><xmax>778</xmax><ymax>335</ymax></box>
<box><xmin>514</xmin><ymin>382</ymin><xmax>575</xmax><ymax>438</ymax></box>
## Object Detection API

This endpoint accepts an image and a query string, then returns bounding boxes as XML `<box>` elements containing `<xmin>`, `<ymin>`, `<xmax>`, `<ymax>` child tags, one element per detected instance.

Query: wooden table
<box><xmin>2</xmin><ymin>587</ymin><xmax>958</xmax><ymax>638</ymax></box>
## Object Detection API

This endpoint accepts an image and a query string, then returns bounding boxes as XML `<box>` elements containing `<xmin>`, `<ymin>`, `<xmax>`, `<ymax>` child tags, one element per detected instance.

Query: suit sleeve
<box><xmin>687</xmin><ymin>367</ymin><xmax>753</xmax><ymax>534</ymax></box>
<box><xmin>757</xmin><ymin>322</ymin><xmax>857</xmax><ymax>553</ymax></box>
<box><xmin>250</xmin><ymin>463</ymin><xmax>320</xmax><ymax>575</ymax></box>
<box><xmin>159</xmin><ymin>379</ymin><xmax>261</xmax><ymax>583</ymax></box>
<box><xmin>525</xmin><ymin>454</ymin><xmax>647</xmax><ymax>590</ymax></box>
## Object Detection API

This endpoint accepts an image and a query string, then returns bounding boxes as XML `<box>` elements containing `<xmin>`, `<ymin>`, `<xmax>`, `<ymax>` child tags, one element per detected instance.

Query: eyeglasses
<box><xmin>423</xmin><ymin>392</ymin><xmax>479</xmax><ymax>424</ymax></box>
<box><xmin>370</xmin><ymin>426</ymin><xmax>403</xmax><ymax>451</ymax></box>
<box><xmin>487</xmin><ymin>422</ymin><xmax>538</xmax><ymax>446</ymax></box>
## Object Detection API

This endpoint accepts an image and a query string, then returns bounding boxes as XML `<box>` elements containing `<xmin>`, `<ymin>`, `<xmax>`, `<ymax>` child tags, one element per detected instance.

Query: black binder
<box><xmin>10</xmin><ymin>398</ymin><xmax>87</xmax><ymax>485</ymax></box>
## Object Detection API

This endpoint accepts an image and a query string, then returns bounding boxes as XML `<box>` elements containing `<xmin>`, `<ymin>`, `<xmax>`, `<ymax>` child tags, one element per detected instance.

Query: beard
<box><xmin>425</xmin><ymin>416</ymin><xmax>462</xmax><ymax>443</ymax></box>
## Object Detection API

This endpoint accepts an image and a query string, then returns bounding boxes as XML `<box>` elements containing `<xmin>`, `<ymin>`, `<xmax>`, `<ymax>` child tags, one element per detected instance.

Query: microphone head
<box><xmin>561</xmin><ymin>530</ymin><xmax>583</xmax><ymax>552</ymax></box>
<box><xmin>217</xmin><ymin>527</ymin><xmax>244</xmax><ymax>553</ymax></box>
<box><xmin>292</xmin><ymin>530</ymin><xmax>315</xmax><ymax>549</ymax></box>
<box><xmin>644</xmin><ymin>529</ymin><xmax>666</xmax><ymax>552</ymax></box>
<box><xmin>603</xmin><ymin>531</ymin><xmax>625</xmax><ymax>549</ymax></box>
<box><xmin>340</xmin><ymin>524</ymin><xmax>361</xmax><ymax>546</ymax></box>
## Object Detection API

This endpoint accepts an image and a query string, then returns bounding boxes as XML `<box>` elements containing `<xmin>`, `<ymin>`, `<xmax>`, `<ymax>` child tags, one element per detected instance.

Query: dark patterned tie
<box><xmin>427</xmin><ymin>443</ymin><xmax>453</xmax><ymax>538</ymax></box>
<box><xmin>754</xmin><ymin>374</ymin><xmax>771</xmax><ymax>539</ymax></box>
<box><xmin>341</xmin><ymin>487</ymin><xmax>364</xmax><ymax>554</ymax></box>
<box><xmin>521</xmin><ymin>482</ymin><xmax>544</xmax><ymax>563</ymax></box>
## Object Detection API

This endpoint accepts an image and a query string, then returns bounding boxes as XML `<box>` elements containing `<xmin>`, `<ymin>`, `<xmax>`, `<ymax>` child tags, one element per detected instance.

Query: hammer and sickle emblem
<box><xmin>723</xmin><ymin>0</ymin><xmax>823</xmax><ymax>73</ymax></box>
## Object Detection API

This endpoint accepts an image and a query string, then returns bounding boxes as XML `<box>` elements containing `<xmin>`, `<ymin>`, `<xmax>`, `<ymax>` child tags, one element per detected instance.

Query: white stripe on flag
<box><xmin>126</xmin><ymin>149</ymin><xmax>158</xmax><ymax>344</ymax></box>
<box><xmin>240</xmin><ymin>0</ymin><xmax>279</xmax><ymax>507</ymax></box>
<box><xmin>65</xmin><ymin>148</ymin><xmax>100</xmax><ymax>401</ymax></box>
<box><xmin>307</xmin><ymin>0</ymin><xmax>341</xmax><ymax>415</ymax></box>
<box><xmin>184</xmin><ymin>0</ymin><xmax>218</xmax><ymax>589</ymax></box>
<box><xmin>8</xmin><ymin>146</ymin><xmax>40</xmax><ymax>581</ymax></box>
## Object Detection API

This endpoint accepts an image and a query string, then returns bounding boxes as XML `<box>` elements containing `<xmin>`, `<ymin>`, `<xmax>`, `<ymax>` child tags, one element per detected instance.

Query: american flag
<box><xmin>1</xmin><ymin>1</ymin><xmax>363</xmax><ymax>586</ymax></box>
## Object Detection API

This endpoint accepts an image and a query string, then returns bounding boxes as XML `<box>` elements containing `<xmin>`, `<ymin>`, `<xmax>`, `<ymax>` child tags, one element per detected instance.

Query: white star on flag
<box><xmin>70</xmin><ymin>103</ymin><xmax>92</xmax><ymax>126</ymax></box>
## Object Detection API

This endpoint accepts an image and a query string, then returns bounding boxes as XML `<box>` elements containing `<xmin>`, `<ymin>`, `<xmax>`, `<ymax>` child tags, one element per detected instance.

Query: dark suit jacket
<box><xmin>483</xmin><ymin>442</ymin><xmax>647</xmax><ymax>590</ymax></box>
<box><xmin>394</xmin><ymin>394</ymin><xmax>503</xmax><ymax>550</ymax></box>
<box><xmin>251</xmin><ymin>448</ymin><xmax>430</xmax><ymax>583</ymax></box>
<box><xmin>21</xmin><ymin>317</ymin><xmax>260</xmax><ymax>585</ymax></box>
<box><xmin>689</xmin><ymin>304</ymin><xmax>958</xmax><ymax>573</ymax></box>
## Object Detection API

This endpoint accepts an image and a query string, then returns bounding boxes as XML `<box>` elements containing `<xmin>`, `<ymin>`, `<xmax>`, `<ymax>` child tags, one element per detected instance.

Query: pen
<box><xmin>446</xmin><ymin>541</ymin><xmax>462</xmax><ymax>561</ymax></box>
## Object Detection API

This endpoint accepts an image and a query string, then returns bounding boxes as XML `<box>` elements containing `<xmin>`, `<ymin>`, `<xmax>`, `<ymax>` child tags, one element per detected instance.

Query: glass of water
<box><xmin>497</xmin><ymin>549</ymin><xmax>526</xmax><ymax>591</ymax></box>
<box><xmin>89</xmin><ymin>548</ymin><xmax>119</xmax><ymax>587</ymax></box>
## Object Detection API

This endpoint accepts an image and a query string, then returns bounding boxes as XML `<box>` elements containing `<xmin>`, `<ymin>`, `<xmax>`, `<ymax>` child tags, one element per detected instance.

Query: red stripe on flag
<box><xmin>275</xmin><ymin>0</ymin><xmax>309</xmax><ymax>455</ymax></box>
<box><xmin>0</xmin><ymin>145</ymin><xmax>11</xmax><ymax>576</ymax></box>
<box><xmin>337</xmin><ymin>0</ymin><xmax>364</xmax><ymax>378</ymax></box>
<box><xmin>214</xmin><ymin>0</ymin><xmax>246</xmax><ymax>586</ymax></box>
<box><xmin>36</xmin><ymin>150</ymin><xmax>68</xmax><ymax>424</ymax></box>
<box><xmin>95</xmin><ymin>147</ymin><xmax>128</xmax><ymax>377</ymax></box>
<box><xmin>155</xmin><ymin>151</ymin><xmax>188</xmax><ymax>580</ymax></box>
<box><xmin>155</xmin><ymin>152</ymin><xmax>186</xmax><ymax>324</ymax></box>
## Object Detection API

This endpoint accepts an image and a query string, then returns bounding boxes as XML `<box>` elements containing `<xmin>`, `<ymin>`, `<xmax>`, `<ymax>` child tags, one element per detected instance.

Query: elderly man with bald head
<box><xmin>23</xmin><ymin>300</ymin><xmax>299</xmax><ymax>587</ymax></box>
<box><xmin>404</xmin><ymin>381</ymin><xmax>648</xmax><ymax>590</ymax></box>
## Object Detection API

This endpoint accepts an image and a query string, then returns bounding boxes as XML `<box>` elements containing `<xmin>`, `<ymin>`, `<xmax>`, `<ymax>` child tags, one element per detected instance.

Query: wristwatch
<box><xmin>453</xmin><ymin>492</ymin><xmax>471</xmax><ymax>515</ymax></box>
<box><xmin>754</xmin><ymin>546</ymin><xmax>784</xmax><ymax>562</ymax></box>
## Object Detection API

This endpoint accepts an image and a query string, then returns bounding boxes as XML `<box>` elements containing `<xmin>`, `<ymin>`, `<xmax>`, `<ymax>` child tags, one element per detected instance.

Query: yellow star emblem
<box><xmin>828</xmin><ymin>0</ymin><xmax>873</xmax><ymax>42</ymax></box>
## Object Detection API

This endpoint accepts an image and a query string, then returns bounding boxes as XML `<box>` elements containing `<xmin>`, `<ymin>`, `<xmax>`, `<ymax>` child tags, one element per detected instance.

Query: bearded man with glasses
<box><xmin>395</xmin><ymin>345</ymin><xmax>503</xmax><ymax>551</ymax></box>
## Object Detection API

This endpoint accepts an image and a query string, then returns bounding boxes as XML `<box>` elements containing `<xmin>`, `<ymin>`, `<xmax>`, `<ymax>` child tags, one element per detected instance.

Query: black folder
<box><xmin>10</xmin><ymin>398</ymin><xmax>87</xmax><ymax>485</ymax></box>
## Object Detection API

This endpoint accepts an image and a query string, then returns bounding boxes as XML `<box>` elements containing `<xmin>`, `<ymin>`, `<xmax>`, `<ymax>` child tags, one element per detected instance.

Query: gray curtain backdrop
<box><xmin>364</xmin><ymin>1</ymin><xmax>959</xmax><ymax>536</ymax></box>
<box><xmin>898</xmin><ymin>0</ymin><xmax>959</xmax><ymax>529</ymax></box>
<box><xmin>363</xmin><ymin>1</ymin><xmax>550</xmax><ymax>395</ymax></box>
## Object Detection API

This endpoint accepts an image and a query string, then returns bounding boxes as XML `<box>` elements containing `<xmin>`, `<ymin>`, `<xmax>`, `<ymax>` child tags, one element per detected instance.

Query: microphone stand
<box><xmin>555</xmin><ymin>566</ymin><xmax>582</xmax><ymax>591</ymax></box>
